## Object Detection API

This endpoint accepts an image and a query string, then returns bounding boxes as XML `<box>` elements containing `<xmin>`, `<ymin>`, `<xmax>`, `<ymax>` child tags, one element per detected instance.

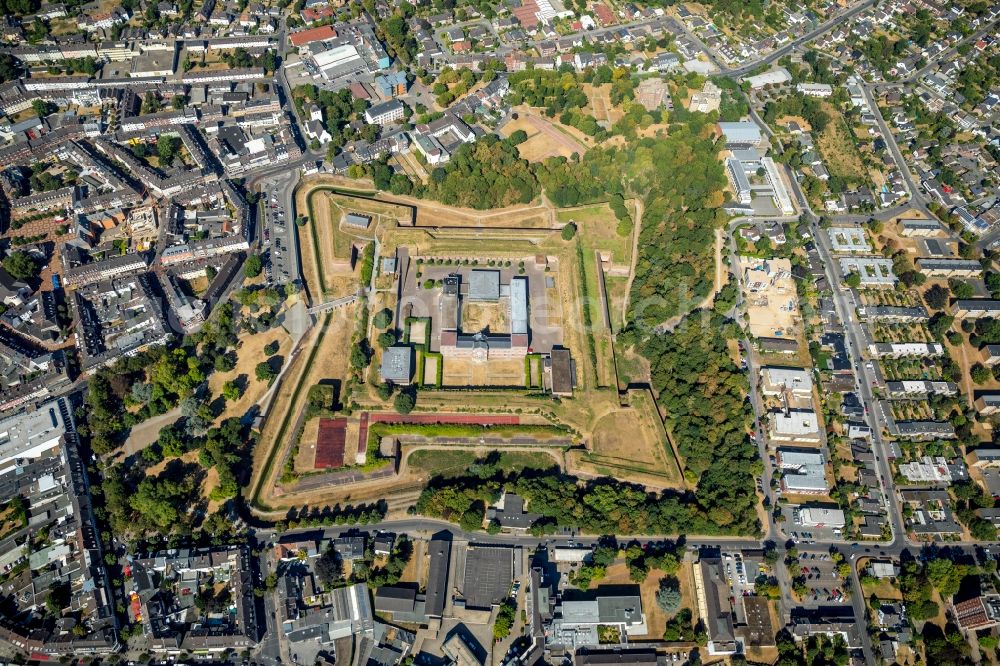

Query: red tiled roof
<box><xmin>349</xmin><ymin>82</ymin><xmax>370</xmax><ymax>99</ymax></box>
<box><xmin>955</xmin><ymin>597</ymin><xmax>990</xmax><ymax>629</ymax></box>
<box><xmin>289</xmin><ymin>25</ymin><xmax>336</xmax><ymax>47</ymax></box>
<box><xmin>512</xmin><ymin>0</ymin><xmax>539</xmax><ymax>28</ymax></box>
<box><xmin>594</xmin><ymin>3</ymin><xmax>615</xmax><ymax>25</ymax></box>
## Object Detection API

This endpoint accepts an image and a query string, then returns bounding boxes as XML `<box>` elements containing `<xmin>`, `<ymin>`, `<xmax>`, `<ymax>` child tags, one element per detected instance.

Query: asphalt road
<box><xmin>858</xmin><ymin>83</ymin><xmax>928</xmax><ymax>215</ymax></box>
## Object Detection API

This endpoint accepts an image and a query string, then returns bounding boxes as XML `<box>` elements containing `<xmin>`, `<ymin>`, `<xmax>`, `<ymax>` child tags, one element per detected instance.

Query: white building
<box><xmin>364</xmin><ymin>99</ymin><xmax>405</xmax><ymax>125</ymax></box>
<box><xmin>796</xmin><ymin>83</ymin><xmax>834</xmax><ymax>98</ymax></box>
<box><xmin>769</xmin><ymin>409</ymin><xmax>821</xmax><ymax>443</ymax></box>
<box><xmin>777</xmin><ymin>448</ymin><xmax>828</xmax><ymax>494</ymax></box>
<box><xmin>799</xmin><ymin>507</ymin><xmax>846</xmax><ymax>528</ymax></box>
<box><xmin>745</xmin><ymin>67</ymin><xmax>791</xmax><ymax>89</ymax></box>
<box><xmin>0</xmin><ymin>398</ymin><xmax>72</xmax><ymax>473</ymax></box>
<box><xmin>760</xmin><ymin>367</ymin><xmax>813</xmax><ymax>398</ymax></box>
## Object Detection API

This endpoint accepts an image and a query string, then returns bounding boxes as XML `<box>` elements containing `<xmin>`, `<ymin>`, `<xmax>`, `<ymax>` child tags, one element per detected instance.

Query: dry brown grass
<box><xmin>440</xmin><ymin>357</ymin><xmax>526</xmax><ymax>387</ymax></box>
<box><xmin>422</xmin><ymin>355</ymin><xmax>439</xmax><ymax>384</ymax></box>
<box><xmin>816</xmin><ymin>101</ymin><xmax>866</xmax><ymax>182</ymax></box>
<box><xmin>409</xmin><ymin>320</ymin><xmax>428</xmax><ymax>345</ymax></box>
<box><xmin>501</xmin><ymin>112</ymin><xmax>588</xmax><ymax>161</ymax></box>
<box><xmin>295</xmin><ymin>418</ymin><xmax>319</xmax><ymax>472</ymax></box>
<box><xmin>254</xmin><ymin>305</ymin><xmax>357</xmax><ymax>508</ymax></box>
<box><xmin>581</xmin><ymin>83</ymin><xmax>624</xmax><ymax>125</ymax></box>
<box><xmin>461</xmin><ymin>301</ymin><xmax>509</xmax><ymax>333</ymax></box>
<box><xmin>776</xmin><ymin>115</ymin><xmax>813</xmax><ymax>132</ymax></box>
<box><xmin>184</xmin><ymin>275</ymin><xmax>210</xmax><ymax>296</ymax></box>
<box><xmin>208</xmin><ymin>327</ymin><xmax>291</xmax><ymax>425</ymax></box>
<box><xmin>569</xmin><ymin>390</ymin><xmax>685</xmax><ymax>489</ymax></box>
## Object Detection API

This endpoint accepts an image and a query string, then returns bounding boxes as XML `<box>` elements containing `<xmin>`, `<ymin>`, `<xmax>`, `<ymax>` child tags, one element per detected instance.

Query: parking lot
<box><xmin>260</xmin><ymin>171</ymin><xmax>299</xmax><ymax>285</ymax></box>
<box><xmin>785</xmin><ymin>506</ymin><xmax>846</xmax><ymax>544</ymax></box>
<box><xmin>792</xmin><ymin>552</ymin><xmax>849</xmax><ymax>605</ymax></box>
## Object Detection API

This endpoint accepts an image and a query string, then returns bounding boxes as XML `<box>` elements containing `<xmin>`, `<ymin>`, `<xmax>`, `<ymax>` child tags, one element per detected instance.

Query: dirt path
<box><xmin>108</xmin><ymin>405</ymin><xmax>181</xmax><ymax>462</ymax></box>
<box><xmin>393</xmin><ymin>193</ymin><xmax>555</xmax><ymax>227</ymax></box>
<box><xmin>655</xmin><ymin>227</ymin><xmax>726</xmax><ymax>332</ymax></box>
<box><xmin>960</xmin><ymin>343</ymin><xmax>975</xmax><ymax>409</ymax></box>
<box><xmin>621</xmin><ymin>199</ymin><xmax>644</xmax><ymax>326</ymax></box>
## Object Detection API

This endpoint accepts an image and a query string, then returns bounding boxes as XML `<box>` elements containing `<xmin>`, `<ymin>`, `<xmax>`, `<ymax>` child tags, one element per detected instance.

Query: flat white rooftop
<box><xmin>0</xmin><ymin>398</ymin><xmax>70</xmax><ymax>471</ymax></box>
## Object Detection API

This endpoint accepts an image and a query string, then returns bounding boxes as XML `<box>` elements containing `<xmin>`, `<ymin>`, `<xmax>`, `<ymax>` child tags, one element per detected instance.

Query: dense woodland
<box><xmin>534</xmin><ymin>118</ymin><xmax>727</xmax><ymax>326</ymax></box>
<box><xmin>624</xmin><ymin>307</ymin><xmax>759</xmax><ymax>532</ymax></box>
<box><xmin>422</xmin><ymin>134</ymin><xmax>539</xmax><ymax>208</ymax></box>
<box><xmin>417</xmin><ymin>429</ymin><xmax>760</xmax><ymax>536</ymax></box>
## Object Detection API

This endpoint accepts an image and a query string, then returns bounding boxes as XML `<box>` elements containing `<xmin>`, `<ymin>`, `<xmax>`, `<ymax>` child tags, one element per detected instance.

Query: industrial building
<box><xmin>776</xmin><ymin>448</ymin><xmax>829</xmax><ymax>494</ymax></box>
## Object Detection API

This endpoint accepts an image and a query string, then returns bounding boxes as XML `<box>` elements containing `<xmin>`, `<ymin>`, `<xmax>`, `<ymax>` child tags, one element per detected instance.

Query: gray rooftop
<box><xmin>468</xmin><ymin>269</ymin><xmax>500</xmax><ymax>301</ymax></box>
<box><xmin>378</xmin><ymin>346</ymin><xmax>413</xmax><ymax>383</ymax></box>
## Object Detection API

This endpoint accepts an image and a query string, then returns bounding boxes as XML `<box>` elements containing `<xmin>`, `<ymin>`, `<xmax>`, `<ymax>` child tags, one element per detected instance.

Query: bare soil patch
<box><xmin>462</xmin><ymin>302</ymin><xmax>509</xmax><ymax>333</ymax></box>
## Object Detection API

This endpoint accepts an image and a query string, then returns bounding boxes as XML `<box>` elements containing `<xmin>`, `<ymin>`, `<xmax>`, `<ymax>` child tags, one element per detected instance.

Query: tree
<box><xmin>493</xmin><ymin>600</ymin><xmax>516</xmax><ymax>640</ymax></box>
<box><xmin>350</xmin><ymin>341</ymin><xmax>372</xmax><ymax>370</ymax></box>
<box><xmin>156</xmin><ymin>134</ymin><xmax>180</xmax><ymax>167</ymax></box>
<box><xmin>255</xmin><ymin>361</ymin><xmax>277</xmax><ymax>382</ymax></box>
<box><xmin>31</xmin><ymin>99</ymin><xmax>54</xmax><ymax>118</ymax></box>
<box><xmin>950</xmin><ymin>279</ymin><xmax>975</xmax><ymax>300</ymax></box>
<box><xmin>215</xmin><ymin>352</ymin><xmax>236</xmax><ymax>372</ymax></box>
<box><xmin>928</xmin><ymin>313</ymin><xmax>955</xmax><ymax>340</ymax></box>
<box><xmin>394</xmin><ymin>388</ymin><xmax>415</xmax><ymax>414</ymax></box>
<box><xmin>971</xmin><ymin>518</ymin><xmax>997</xmax><ymax>541</ymax></box>
<box><xmin>159</xmin><ymin>424</ymin><xmax>187</xmax><ymax>458</ymax></box>
<box><xmin>0</xmin><ymin>53</ymin><xmax>20</xmax><ymax>84</ymax></box>
<box><xmin>2</xmin><ymin>251</ymin><xmax>38</xmax><ymax>281</ymax></box>
<box><xmin>499</xmin><ymin>126</ymin><xmax>528</xmax><ymax>146</ymax></box>
<box><xmin>459</xmin><ymin>501</ymin><xmax>485</xmax><ymax>531</ymax></box>
<box><xmin>924</xmin><ymin>284</ymin><xmax>950</xmax><ymax>310</ymax></box>
<box><xmin>561</xmin><ymin>221</ymin><xmax>577</xmax><ymax>241</ymax></box>
<box><xmin>221</xmin><ymin>380</ymin><xmax>242</xmax><ymax>402</ymax></box>
<box><xmin>244</xmin><ymin>254</ymin><xmax>263</xmax><ymax>278</ymax></box>
<box><xmin>373</xmin><ymin>308</ymin><xmax>393</xmax><ymax>329</ymax></box>
<box><xmin>46</xmin><ymin>582</ymin><xmax>71</xmax><ymax>616</ymax></box>
<box><xmin>263</xmin><ymin>340</ymin><xmax>279</xmax><ymax>356</ymax></box>
<box><xmin>655</xmin><ymin>577</ymin><xmax>682</xmax><ymax>614</ymax></box>
<box><xmin>972</xmin><ymin>364</ymin><xmax>992</xmax><ymax>385</ymax></box>
<box><xmin>314</xmin><ymin>547</ymin><xmax>343</xmax><ymax>589</ymax></box>
<box><xmin>377</xmin><ymin>331</ymin><xmax>397</xmax><ymax>348</ymax></box>
<box><xmin>843</xmin><ymin>272</ymin><xmax>861</xmax><ymax>289</ymax></box>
